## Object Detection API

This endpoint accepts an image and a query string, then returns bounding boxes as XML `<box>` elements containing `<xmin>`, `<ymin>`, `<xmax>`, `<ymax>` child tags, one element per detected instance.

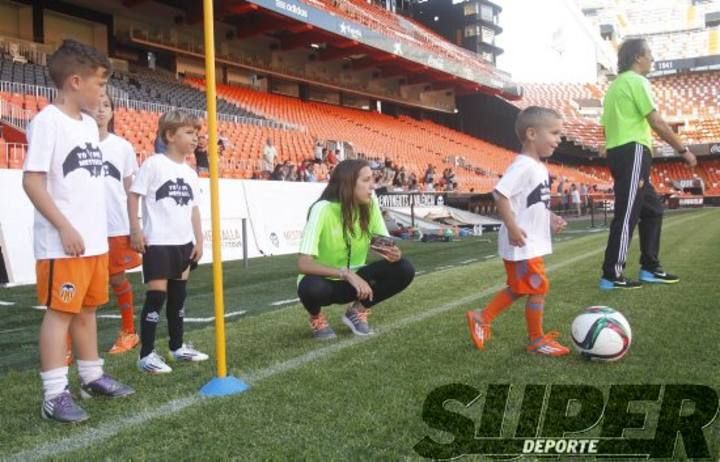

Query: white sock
<box><xmin>77</xmin><ymin>358</ymin><xmax>104</xmax><ymax>385</ymax></box>
<box><xmin>40</xmin><ymin>367</ymin><xmax>69</xmax><ymax>401</ymax></box>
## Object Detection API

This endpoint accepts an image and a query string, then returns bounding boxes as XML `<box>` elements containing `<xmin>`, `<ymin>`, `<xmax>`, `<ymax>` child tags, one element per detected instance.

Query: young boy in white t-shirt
<box><xmin>23</xmin><ymin>40</ymin><xmax>134</xmax><ymax>424</ymax></box>
<box><xmin>466</xmin><ymin>106</ymin><xmax>570</xmax><ymax>357</ymax></box>
<box><xmin>128</xmin><ymin>110</ymin><xmax>208</xmax><ymax>374</ymax></box>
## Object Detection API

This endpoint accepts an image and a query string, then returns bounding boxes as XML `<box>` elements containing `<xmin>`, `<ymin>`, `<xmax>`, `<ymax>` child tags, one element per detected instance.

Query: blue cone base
<box><xmin>199</xmin><ymin>376</ymin><xmax>250</xmax><ymax>397</ymax></box>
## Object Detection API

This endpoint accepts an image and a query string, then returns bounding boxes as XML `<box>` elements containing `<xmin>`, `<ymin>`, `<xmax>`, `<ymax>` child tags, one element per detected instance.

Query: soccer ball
<box><xmin>570</xmin><ymin>306</ymin><xmax>632</xmax><ymax>361</ymax></box>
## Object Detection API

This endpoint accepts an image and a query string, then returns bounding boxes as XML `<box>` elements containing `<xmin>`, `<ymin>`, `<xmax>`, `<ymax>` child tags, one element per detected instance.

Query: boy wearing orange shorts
<box><xmin>23</xmin><ymin>40</ymin><xmax>134</xmax><ymax>423</ymax></box>
<box><xmin>466</xmin><ymin>106</ymin><xmax>570</xmax><ymax>356</ymax></box>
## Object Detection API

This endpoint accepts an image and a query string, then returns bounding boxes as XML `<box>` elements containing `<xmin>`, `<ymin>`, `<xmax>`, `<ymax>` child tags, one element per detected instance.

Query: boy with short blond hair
<box><xmin>466</xmin><ymin>106</ymin><xmax>570</xmax><ymax>357</ymax></box>
<box><xmin>129</xmin><ymin>109</ymin><xmax>208</xmax><ymax>374</ymax></box>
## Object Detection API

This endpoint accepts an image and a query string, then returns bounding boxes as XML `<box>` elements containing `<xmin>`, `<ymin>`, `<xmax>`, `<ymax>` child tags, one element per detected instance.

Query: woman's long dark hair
<box><xmin>309</xmin><ymin>159</ymin><xmax>371</xmax><ymax>240</ymax></box>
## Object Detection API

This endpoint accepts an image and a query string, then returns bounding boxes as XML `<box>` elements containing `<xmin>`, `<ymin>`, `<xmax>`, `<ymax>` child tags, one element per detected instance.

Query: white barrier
<box><xmin>0</xmin><ymin>170</ymin><xmax>35</xmax><ymax>284</ymax></box>
<box><xmin>243</xmin><ymin>180</ymin><xmax>325</xmax><ymax>256</ymax></box>
<box><xmin>0</xmin><ymin>170</ymin><xmax>327</xmax><ymax>285</ymax></box>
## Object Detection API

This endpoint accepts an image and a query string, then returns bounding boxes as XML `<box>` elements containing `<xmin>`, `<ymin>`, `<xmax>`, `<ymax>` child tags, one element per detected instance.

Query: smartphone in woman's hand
<box><xmin>371</xmin><ymin>234</ymin><xmax>396</xmax><ymax>248</ymax></box>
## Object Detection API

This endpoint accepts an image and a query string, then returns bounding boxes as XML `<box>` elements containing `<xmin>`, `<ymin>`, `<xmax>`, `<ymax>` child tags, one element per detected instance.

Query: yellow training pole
<box><xmin>199</xmin><ymin>0</ymin><xmax>249</xmax><ymax>396</ymax></box>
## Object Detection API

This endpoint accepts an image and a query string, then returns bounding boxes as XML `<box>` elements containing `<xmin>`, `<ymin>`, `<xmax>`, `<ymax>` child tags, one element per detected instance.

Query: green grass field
<box><xmin>0</xmin><ymin>208</ymin><xmax>718</xmax><ymax>461</ymax></box>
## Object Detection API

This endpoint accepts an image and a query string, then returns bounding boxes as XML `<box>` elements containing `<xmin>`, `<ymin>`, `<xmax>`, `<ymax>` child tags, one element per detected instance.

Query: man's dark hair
<box><xmin>47</xmin><ymin>39</ymin><xmax>112</xmax><ymax>88</ymax></box>
<box><xmin>617</xmin><ymin>38</ymin><xmax>648</xmax><ymax>73</ymax></box>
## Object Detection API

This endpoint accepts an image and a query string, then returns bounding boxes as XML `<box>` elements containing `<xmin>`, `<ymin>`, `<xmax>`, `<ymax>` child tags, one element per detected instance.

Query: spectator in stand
<box><xmin>304</xmin><ymin>162</ymin><xmax>317</xmax><ymax>182</ymax></box>
<box><xmin>390</xmin><ymin>165</ymin><xmax>400</xmax><ymax>188</ymax></box>
<box><xmin>570</xmin><ymin>184</ymin><xmax>582</xmax><ymax>217</ymax></box>
<box><xmin>334</xmin><ymin>148</ymin><xmax>343</xmax><ymax>162</ymax></box>
<box><xmin>314</xmin><ymin>141</ymin><xmax>324</xmax><ymax>163</ymax></box>
<box><xmin>396</xmin><ymin>166</ymin><xmax>407</xmax><ymax>188</ymax></box>
<box><xmin>382</xmin><ymin>159</ymin><xmax>394</xmax><ymax>183</ymax></box>
<box><xmin>373</xmin><ymin>169</ymin><xmax>383</xmax><ymax>185</ymax></box>
<box><xmin>218</xmin><ymin>130</ymin><xmax>230</xmax><ymax>156</ymax></box>
<box><xmin>296</xmin><ymin>161</ymin><xmax>307</xmax><ymax>182</ymax></box>
<box><xmin>326</xmin><ymin>148</ymin><xmax>338</xmax><ymax>166</ymax></box>
<box><xmin>424</xmin><ymin>164</ymin><xmax>435</xmax><ymax>186</ymax></box>
<box><xmin>446</xmin><ymin>168</ymin><xmax>456</xmax><ymax>187</ymax></box>
<box><xmin>316</xmin><ymin>161</ymin><xmax>329</xmax><ymax>181</ymax></box>
<box><xmin>286</xmin><ymin>163</ymin><xmax>298</xmax><ymax>182</ymax></box>
<box><xmin>270</xmin><ymin>164</ymin><xmax>285</xmax><ymax>181</ymax></box>
<box><xmin>580</xmin><ymin>183</ymin><xmax>589</xmax><ymax>213</ymax></box>
<box><xmin>261</xmin><ymin>138</ymin><xmax>277</xmax><ymax>174</ymax></box>
<box><xmin>194</xmin><ymin>134</ymin><xmax>209</xmax><ymax>175</ymax></box>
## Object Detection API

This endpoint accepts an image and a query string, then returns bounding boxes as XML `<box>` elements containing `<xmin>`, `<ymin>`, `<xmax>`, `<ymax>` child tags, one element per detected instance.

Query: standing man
<box><xmin>261</xmin><ymin>138</ymin><xmax>277</xmax><ymax>175</ymax></box>
<box><xmin>599</xmin><ymin>38</ymin><xmax>697</xmax><ymax>290</ymax></box>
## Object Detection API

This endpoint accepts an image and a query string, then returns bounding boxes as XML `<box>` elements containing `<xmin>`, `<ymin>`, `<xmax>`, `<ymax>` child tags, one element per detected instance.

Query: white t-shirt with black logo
<box><xmin>130</xmin><ymin>154</ymin><xmax>200</xmax><ymax>246</ymax></box>
<box><xmin>495</xmin><ymin>155</ymin><xmax>552</xmax><ymax>261</ymax></box>
<box><xmin>101</xmin><ymin>133</ymin><xmax>138</xmax><ymax>237</ymax></box>
<box><xmin>23</xmin><ymin>105</ymin><xmax>108</xmax><ymax>259</ymax></box>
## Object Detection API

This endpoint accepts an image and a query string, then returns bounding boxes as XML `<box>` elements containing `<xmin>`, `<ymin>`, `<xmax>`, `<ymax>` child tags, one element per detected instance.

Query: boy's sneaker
<box><xmin>170</xmin><ymin>343</ymin><xmax>209</xmax><ymax>362</ymax></box>
<box><xmin>108</xmin><ymin>331</ymin><xmax>140</xmax><ymax>355</ymax></box>
<box><xmin>41</xmin><ymin>389</ymin><xmax>89</xmax><ymax>423</ymax></box>
<box><xmin>309</xmin><ymin>313</ymin><xmax>336</xmax><ymax>340</ymax></box>
<box><xmin>527</xmin><ymin>331</ymin><xmax>571</xmax><ymax>357</ymax></box>
<box><xmin>80</xmin><ymin>374</ymin><xmax>135</xmax><ymax>399</ymax></box>
<box><xmin>639</xmin><ymin>268</ymin><xmax>679</xmax><ymax>284</ymax></box>
<box><xmin>599</xmin><ymin>276</ymin><xmax>643</xmax><ymax>290</ymax></box>
<box><xmin>342</xmin><ymin>305</ymin><xmax>373</xmax><ymax>336</ymax></box>
<box><xmin>137</xmin><ymin>351</ymin><xmax>173</xmax><ymax>374</ymax></box>
<box><xmin>465</xmin><ymin>311</ymin><xmax>491</xmax><ymax>350</ymax></box>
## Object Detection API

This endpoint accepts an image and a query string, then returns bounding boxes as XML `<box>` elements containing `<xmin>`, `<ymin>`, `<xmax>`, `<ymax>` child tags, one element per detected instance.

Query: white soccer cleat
<box><xmin>137</xmin><ymin>351</ymin><xmax>173</xmax><ymax>374</ymax></box>
<box><xmin>170</xmin><ymin>343</ymin><xmax>209</xmax><ymax>362</ymax></box>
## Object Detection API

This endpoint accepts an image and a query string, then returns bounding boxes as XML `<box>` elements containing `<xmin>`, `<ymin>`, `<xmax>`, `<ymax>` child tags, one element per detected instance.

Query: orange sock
<box><xmin>481</xmin><ymin>288</ymin><xmax>517</xmax><ymax>323</ymax></box>
<box><xmin>113</xmin><ymin>279</ymin><xmax>136</xmax><ymax>333</ymax></box>
<box><xmin>525</xmin><ymin>295</ymin><xmax>544</xmax><ymax>341</ymax></box>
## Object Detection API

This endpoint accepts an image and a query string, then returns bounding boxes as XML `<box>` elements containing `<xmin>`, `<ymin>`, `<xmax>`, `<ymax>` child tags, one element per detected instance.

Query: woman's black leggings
<box><xmin>297</xmin><ymin>258</ymin><xmax>415</xmax><ymax>315</ymax></box>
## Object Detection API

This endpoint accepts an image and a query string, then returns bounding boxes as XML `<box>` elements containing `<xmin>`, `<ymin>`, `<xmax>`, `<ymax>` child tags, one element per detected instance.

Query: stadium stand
<box><xmin>0</xmin><ymin>54</ymin><xmax>599</xmax><ymax>191</ymax></box>
<box><xmin>188</xmin><ymin>78</ymin><xmax>600</xmax><ymax>191</ymax></box>
<box><xmin>300</xmin><ymin>0</ymin><xmax>502</xmax><ymax>74</ymax></box>
<box><xmin>0</xmin><ymin>55</ymin><xmax>267</xmax><ymax>121</ymax></box>
<box><xmin>578</xmin><ymin>159</ymin><xmax>720</xmax><ymax>195</ymax></box>
<box><xmin>516</xmin><ymin>70</ymin><xmax>720</xmax><ymax>149</ymax></box>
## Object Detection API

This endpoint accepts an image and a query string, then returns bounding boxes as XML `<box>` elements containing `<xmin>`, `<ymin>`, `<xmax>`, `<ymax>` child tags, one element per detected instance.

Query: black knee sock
<box><xmin>166</xmin><ymin>280</ymin><xmax>187</xmax><ymax>351</ymax></box>
<box><xmin>140</xmin><ymin>290</ymin><xmax>166</xmax><ymax>358</ymax></box>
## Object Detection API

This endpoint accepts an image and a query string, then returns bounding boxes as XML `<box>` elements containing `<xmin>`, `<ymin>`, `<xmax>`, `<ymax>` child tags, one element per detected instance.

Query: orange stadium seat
<box><xmin>516</xmin><ymin>71</ymin><xmax>720</xmax><ymax>149</ymax></box>
<box><xmin>2</xmin><ymin>68</ymin><xmax>713</xmax><ymax>194</ymax></box>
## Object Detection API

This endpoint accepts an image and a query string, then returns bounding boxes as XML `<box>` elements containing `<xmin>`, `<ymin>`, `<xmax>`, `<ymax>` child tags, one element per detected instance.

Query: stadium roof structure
<box><xmin>130</xmin><ymin>0</ymin><xmax>521</xmax><ymax>100</ymax></box>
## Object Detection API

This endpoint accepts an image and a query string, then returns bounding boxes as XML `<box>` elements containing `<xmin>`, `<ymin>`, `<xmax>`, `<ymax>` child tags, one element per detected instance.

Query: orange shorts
<box><xmin>503</xmin><ymin>257</ymin><xmax>549</xmax><ymax>295</ymax></box>
<box><xmin>36</xmin><ymin>254</ymin><xmax>109</xmax><ymax>314</ymax></box>
<box><xmin>108</xmin><ymin>236</ymin><xmax>142</xmax><ymax>276</ymax></box>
